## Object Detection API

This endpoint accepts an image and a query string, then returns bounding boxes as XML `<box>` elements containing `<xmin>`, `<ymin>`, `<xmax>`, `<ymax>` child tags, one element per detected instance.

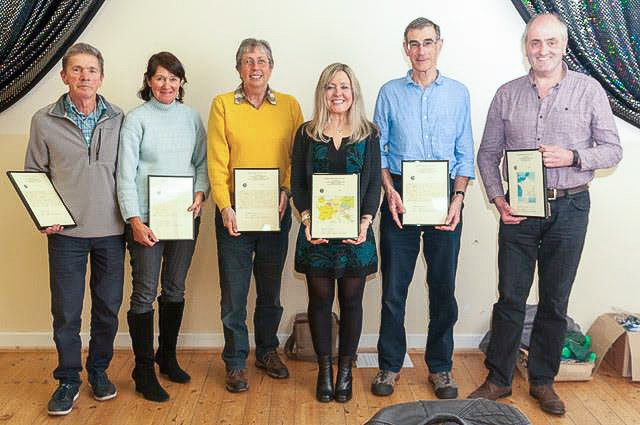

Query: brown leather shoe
<box><xmin>467</xmin><ymin>379</ymin><xmax>512</xmax><ymax>400</ymax></box>
<box><xmin>225</xmin><ymin>367</ymin><xmax>249</xmax><ymax>393</ymax></box>
<box><xmin>530</xmin><ymin>384</ymin><xmax>566</xmax><ymax>416</ymax></box>
<box><xmin>255</xmin><ymin>351</ymin><xmax>289</xmax><ymax>379</ymax></box>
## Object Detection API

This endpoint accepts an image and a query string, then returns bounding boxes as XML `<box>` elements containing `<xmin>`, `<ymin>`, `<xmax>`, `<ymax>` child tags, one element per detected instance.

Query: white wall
<box><xmin>0</xmin><ymin>0</ymin><xmax>638</xmax><ymax>348</ymax></box>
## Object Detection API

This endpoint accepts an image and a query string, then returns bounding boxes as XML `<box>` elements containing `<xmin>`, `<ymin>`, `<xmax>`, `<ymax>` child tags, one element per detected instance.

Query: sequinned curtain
<box><xmin>511</xmin><ymin>0</ymin><xmax>640</xmax><ymax>129</ymax></box>
<box><xmin>0</xmin><ymin>0</ymin><xmax>105</xmax><ymax>113</ymax></box>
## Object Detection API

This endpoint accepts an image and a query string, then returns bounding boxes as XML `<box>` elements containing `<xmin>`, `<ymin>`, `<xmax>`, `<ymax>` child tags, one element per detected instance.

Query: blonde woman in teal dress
<box><xmin>291</xmin><ymin>63</ymin><xmax>381</xmax><ymax>403</ymax></box>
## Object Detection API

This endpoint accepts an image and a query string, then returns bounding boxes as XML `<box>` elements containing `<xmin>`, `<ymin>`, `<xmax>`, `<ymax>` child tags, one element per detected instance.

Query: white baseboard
<box><xmin>0</xmin><ymin>332</ymin><xmax>483</xmax><ymax>350</ymax></box>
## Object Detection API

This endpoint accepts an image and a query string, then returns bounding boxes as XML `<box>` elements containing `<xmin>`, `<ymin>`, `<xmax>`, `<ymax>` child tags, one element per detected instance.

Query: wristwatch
<box><xmin>454</xmin><ymin>190</ymin><xmax>465</xmax><ymax>199</ymax></box>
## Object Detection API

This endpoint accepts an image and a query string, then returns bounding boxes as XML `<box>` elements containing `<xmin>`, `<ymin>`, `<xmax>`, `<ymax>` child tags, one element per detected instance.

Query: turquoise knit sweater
<box><xmin>117</xmin><ymin>97</ymin><xmax>209</xmax><ymax>222</ymax></box>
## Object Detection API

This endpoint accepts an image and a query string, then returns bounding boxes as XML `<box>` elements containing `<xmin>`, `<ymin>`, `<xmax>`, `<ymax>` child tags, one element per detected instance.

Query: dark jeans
<box><xmin>215</xmin><ymin>205</ymin><xmax>291</xmax><ymax>369</ymax></box>
<box><xmin>125</xmin><ymin>217</ymin><xmax>201</xmax><ymax>314</ymax></box>
<box><xmin>485</xmin><ymin>191</ymin><xmax>590</xmax><ymax>387</ymax></box>
<box><xmin>47</xmin><ymin>233</ymin><xmax>125</xmax><ymax>384</ymax></box>
<box><xmin>378</xmin><ymin>175</ymin><xmax>461</xmax><ymax>373</ymax></box>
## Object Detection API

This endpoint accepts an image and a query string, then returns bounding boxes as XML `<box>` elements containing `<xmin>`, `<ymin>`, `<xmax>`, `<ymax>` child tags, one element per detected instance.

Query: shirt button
<box><xmin>423</xmin><ymin>115</ymin><xmax>427</xmax><ymax>119</ymax></box>
<box><xmin>539</xmin><ymin>115</ymin><xmax>542</xmax><ymax>118</ymax></box>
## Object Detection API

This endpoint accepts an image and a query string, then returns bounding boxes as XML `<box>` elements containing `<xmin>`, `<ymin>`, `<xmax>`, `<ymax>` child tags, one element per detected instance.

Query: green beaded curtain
<box><xmin>0</xmin><ymin>0</ymin><xmax>105</xmax><ymax>113</ymax></box>
<box><xmin>511</xmin><ymin>0</ymin><xmax>640</xmax><ymax>129</ymax></box>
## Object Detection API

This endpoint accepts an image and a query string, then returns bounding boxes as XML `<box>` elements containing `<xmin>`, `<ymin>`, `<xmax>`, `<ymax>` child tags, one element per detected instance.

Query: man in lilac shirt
<box><xmin>469</xmin><ymin>13</ymin><xmax>622</xmax><ymax>415</ymax></box>
<box><xmin>371</xmin><ymin>17</ymin><xmax>475</xmax><ymax>400</ymax></box>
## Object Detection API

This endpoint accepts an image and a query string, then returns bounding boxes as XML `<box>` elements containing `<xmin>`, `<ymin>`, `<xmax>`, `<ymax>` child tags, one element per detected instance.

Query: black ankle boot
<box><xmin>128</xmin><ymin>310</ymin><xmax>169</xmax><ymax>402</ymax></box>
<box><xmin>316</xmin><ymin>355</ymin><xmax>334</xmax><ymax>402</ymax></box>
<box><xmin>155</xmin><ymin>298</ymin><xmax>191</xmax><ymax>383</ymax></box>
<box><xmin>334</xmin><ymin>356</ymin><xmax>353</xmax><ymax>403</ymax></box>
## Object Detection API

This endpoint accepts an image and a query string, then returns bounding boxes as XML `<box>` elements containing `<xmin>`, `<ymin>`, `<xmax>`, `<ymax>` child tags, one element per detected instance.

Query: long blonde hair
<box><xmin>305</xmin><ymin>63</ymin><xmax>375</xmax><ymax>143</ymax></box>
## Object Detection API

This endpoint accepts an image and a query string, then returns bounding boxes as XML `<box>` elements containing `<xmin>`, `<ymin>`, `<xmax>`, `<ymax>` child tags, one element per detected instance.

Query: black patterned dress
<box><xmin>294</xmin><ymin>136</ymin><xmax>378</xmax><ymax>278</ymax></box>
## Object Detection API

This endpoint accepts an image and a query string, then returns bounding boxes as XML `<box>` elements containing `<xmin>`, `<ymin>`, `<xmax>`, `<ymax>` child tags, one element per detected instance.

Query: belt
<box><xmin>546</xmin><ymin>185</ymin><xmax>589</xmax><ymax>200</ymax></box>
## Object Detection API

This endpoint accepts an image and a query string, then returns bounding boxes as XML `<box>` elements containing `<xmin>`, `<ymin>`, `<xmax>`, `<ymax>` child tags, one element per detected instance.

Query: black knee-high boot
<box><xmin>334</xmin><ymin>355</ymin><xmax>353</xmax><ymax>403</ymax></box>
<box><xmin>155</xmin><ymin>298</ymin><xmax>191</xmax><ymax>383</ymax></box>
<box><xmin>128</xmin><ymin>310</ymin><xmax>169</xmax><ymax>402</ymax></box>
<box><xmin>316</xmin><ymin>355</ymin><xmax>334</xmax><ymax>402</ymax></box>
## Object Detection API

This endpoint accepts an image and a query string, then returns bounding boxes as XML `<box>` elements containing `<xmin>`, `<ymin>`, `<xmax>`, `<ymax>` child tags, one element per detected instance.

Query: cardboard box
<box><xmin>591</xmin><ymin>313</ymin><xmax>640</xmax><ymax>381</ymax></box>
<box><xmin>516</xmin><ymin>312</ymin><xmax>640</xmax><ymax>382</ymax></box>
<box><xmin>517</xmin><ymin>349</ymin><xmax>594</xmax><ymax>382</ymax></box>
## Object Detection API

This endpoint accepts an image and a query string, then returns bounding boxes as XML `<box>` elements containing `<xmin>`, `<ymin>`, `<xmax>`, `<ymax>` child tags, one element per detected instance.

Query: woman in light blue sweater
<box><xmin>116</xmin><ymin>52</ymin><xmax>208</xmax><ymax>403</ymax></box>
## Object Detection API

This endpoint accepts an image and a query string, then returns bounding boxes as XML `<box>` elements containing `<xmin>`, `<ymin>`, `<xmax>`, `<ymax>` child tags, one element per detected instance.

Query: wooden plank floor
<box><xmin>1</xmin><ymin>350</ymin><xmax>638</xmax><ymax>425</ymax></box>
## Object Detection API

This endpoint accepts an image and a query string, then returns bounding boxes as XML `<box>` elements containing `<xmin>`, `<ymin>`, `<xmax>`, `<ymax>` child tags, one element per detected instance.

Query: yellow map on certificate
<box><xmin>317</xmin><ymin>196</ymin><xmax>355</xmax><ymax>221</ymax></box>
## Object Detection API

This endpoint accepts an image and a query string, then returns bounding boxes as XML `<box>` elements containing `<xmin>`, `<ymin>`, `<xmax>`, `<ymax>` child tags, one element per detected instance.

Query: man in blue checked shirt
<box><xmin>371</xmin><ymin>17</ymin><xmax>475</xmax><ymax>400</ymax></box>
<box><xmin>25</xmin><ymin>43</ymin><xmax>125</xmax><ymax>416</ymax></box>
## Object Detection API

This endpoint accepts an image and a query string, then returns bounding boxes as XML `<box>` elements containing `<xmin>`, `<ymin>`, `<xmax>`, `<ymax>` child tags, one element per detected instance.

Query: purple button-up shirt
<box><xmin>477</xmin><ymin>66</ymin><xmax>622</xmax><ymax>202</ymax></box>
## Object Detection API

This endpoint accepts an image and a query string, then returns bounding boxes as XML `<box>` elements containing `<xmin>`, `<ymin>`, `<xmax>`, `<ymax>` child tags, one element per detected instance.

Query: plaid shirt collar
<box><xmin>64</xmin><ymin>94</ymin><xmax>106</xmax><ymax>120</ymax></box>
<box><xmin>233</xmin><ymin>84</ymin><xmax>276</xmax><ymax>106</ymax></box>
<box><xmin>64</xmin><ymin>94</ymin><xmax>106</xmax><ymax>146</ymax></box>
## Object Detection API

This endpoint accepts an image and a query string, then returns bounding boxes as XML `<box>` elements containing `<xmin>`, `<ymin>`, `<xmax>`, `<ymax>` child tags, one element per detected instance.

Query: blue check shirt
<box><xmin>373</xmin><ymin>70</ymin><xmax>475</xmax><ymax>179</ymax></box>
<box><xmin>64</xmin><ymin>94</ymin><xmax>106</xmax><ymax>147</ymax></box>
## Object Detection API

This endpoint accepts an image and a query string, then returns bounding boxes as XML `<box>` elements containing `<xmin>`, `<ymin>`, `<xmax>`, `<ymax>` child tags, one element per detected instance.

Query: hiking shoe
<box><xmin>371</xmin><ymin>370</ymin><xmax>399</xmax><ymax>396</ymax></box>
<box><xmin>225</xmin><ymin>367</ymin><xmax>249</xmax><ymax>393</ymax></box>
<box><xmin>255</xmin><ymin>351</ymin><xmax>289</xmax><ymax>379</ymax></box>
<box><xmin>429</xmin><ymin>371</ymin><xmax>459</xmax><ymax>399</ymax></box>
<box><xmin>47</xmin><ymin>382</ymin><xmax>80</xmax><ymax>416</ymax></box>
<box><xmin>89</xmin><ymin>371</ymin><xmax>117</xmax><ymax>401</ymax></box>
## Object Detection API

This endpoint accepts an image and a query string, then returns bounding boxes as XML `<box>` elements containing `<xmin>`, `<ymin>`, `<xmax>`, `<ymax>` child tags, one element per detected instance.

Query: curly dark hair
<box><xmin>138</xmin><ymin>52</ymin><xmax>187</xmax><ymax>102</ymax></box>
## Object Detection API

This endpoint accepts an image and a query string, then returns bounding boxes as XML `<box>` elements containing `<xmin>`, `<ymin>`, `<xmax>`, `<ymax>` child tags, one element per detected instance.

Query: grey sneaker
<box><xmin>429</xmin><ymin>371</ymin><xmax>458</xmax><ymax>399</ymax></box>
<box><xmin>47</xmin><ymin>382</ymin><xmax>80</xmax><ymax>416</ymax></box>
<box><xmin>371</xmin><ymin>370</ymin><xmax>399</xmax><ymax>396</ymax></box>
<box><xmin>89</xmin><ymin>371</ymin><xmax>117</xmax><ymax>401</ymax></box>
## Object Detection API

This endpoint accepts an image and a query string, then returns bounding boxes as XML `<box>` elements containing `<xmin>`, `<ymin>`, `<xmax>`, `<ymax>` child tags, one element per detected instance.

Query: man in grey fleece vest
<box><xmin>24</xmin><ymin>43</ymin><xmax>125</xmax><ymax>416</ymax></box>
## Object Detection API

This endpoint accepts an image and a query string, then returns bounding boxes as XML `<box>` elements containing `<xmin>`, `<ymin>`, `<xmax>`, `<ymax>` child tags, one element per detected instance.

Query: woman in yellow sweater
<box><xmin>207</xmin><ymin>38</ymin><xmax>303</xmax><ymax>393</ymax></box>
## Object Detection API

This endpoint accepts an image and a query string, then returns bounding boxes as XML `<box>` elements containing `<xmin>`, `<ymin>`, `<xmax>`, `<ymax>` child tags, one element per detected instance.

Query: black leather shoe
<box><xmin>334</xmin><ymin>356</ymin><xmax>353</xmax><ymax>403</ymax></box>
<box><xmin>316</xmin><ymin>355</ymin><xmax>333</xmax><ymax>402</ymax></box>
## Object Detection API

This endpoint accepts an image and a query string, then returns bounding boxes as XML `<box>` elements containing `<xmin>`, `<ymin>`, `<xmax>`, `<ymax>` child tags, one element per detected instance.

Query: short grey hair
<box><xmin>235</xmin><ymin>38</ymin><xmax>274</xmax><ymax>69</ymax></box>
<box><xmin>62</xmin><ymin>42</ymin><xmax>104</xmax><ymax>75</ymax></box>
<box><xmin>524</xmin><ymin>12</ymin><xmax>568</xmax><ymax>43</ymax></box>
<box><xmin>404</xmin><ymin>17</ymin><xmax>441</xmax><ymax>42</ymax></box>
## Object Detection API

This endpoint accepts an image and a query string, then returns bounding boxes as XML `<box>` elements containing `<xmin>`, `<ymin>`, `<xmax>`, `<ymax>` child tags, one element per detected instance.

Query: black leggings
<box><xmin>306</xmin><ymin>275</ymin><xmax>366</xmax><ymax>357</ymax></box>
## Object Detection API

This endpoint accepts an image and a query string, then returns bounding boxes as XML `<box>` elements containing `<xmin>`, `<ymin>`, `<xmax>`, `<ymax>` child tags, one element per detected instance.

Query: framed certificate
<box><xmin>401</xmin><ymin>160</ymin><xmax>450</xmax><ymax>226</ymax></box>
<box><xmin>505</xmin><ymin>149</ymin><xmax>549</xmax><ymax>218</ymax></box>
<box><xmin>7</xmin><ymin>171</ymin><xmax>77</xmax><ymax>230</ymax></box>
<box><xmin>148</xmin><ymin>175</ymin><xmax>194</xmax><ymax>240</ymax></box>
<box><xmin>311</xmin><ymin>173</ymin><xmax>359</xmax><ymax>240</ymax></box>
<box><xmin>234</xmin><ymin>168</ymin><xmax>280</xmax><ymax>232</ymax></box>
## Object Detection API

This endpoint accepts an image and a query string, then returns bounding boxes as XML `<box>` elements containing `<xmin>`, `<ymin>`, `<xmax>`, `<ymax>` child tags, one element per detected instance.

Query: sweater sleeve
<box><xmin>116</xmin><ymin>113</ymin><xmax>143</xmax><ymax>221</ymax></box>
<box><xmin>24</xmin><ymin>112</ymin><xmax>50</xmax><ymax>173</ymax></box>
<box><xmin>291</xmin><ymin>124</ymin><xmax>310</xmax><ymax>214</ymax></box>
<box><xmin>361</xmin><ymin>131</ymin><xmax>382</xmax><ymax>218</ymax></box>
<box><xmin>282</xmin><ymin>97</ymin><xmax>304</xmax><ymax>192</ymax></box>
<box><xmin>207</xmin><ymin>96</ymin><xmax>232</xmax><ymax>210</ymax></box>
<box><xmin>192</xmin><ymin>113</ymin><xmax>210</xmax><ymax>198</ymax></box>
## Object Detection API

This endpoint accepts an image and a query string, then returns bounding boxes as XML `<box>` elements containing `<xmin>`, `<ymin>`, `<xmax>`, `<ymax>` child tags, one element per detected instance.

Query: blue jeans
<box><xmin>378</xmin><ymin>175</ymin><xmax>461</xmax><ymax>373</ymax></box>
<box><xmin>485</xmin><ymin>191</ymin><xmax>590</xmax><ymax>386</ymax></box>
<box><xmin>47</xmin><ymin>233</ymin><xmax>125</xmax><ymax>384</ymax></box>
<box><xmin>125</xmin><ymin>217</ymin><xmax>201</xmax><ymax>314</ymax></box>
<box><xmin>215</xmin><ymin>205</ymin><xmax>291</xmax><ymax>369</ymax></box>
